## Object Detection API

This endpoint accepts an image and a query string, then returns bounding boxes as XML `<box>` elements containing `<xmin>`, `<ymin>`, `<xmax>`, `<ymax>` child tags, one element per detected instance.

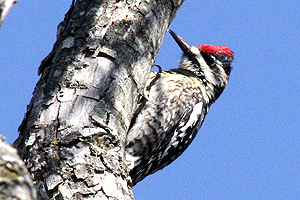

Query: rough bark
<box><xmin>0</xmin><ymin>136</ymin><xmax>37</xmax><ymax>200</ymax></box>
<box><xmin>13</xmin><ymin>0</ymin><xmax>184</xmax><ymax>199</ymax></box>
<box><xmin>0</xmin><ymin>0</ymin><xmax>17</xmax><ymax>27</ymax></box>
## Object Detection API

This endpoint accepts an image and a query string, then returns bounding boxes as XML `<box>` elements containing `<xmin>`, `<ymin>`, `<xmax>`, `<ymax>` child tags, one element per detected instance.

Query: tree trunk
<box><xmin>13</xmin><ymin>0</ymin><xmax>184</xmax><ymax>199</ymax></box>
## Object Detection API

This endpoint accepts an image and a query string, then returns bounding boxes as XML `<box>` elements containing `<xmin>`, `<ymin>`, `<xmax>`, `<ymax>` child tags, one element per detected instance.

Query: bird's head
<box><xmin>169</xmin><ymin>30</ymin><xmax>233</xmax><ymax>93</ymax></box>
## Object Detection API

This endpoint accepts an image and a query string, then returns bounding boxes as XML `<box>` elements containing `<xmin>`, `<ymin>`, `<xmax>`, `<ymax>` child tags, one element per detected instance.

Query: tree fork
<box><xmin>13</xmin><ymin>0</ymin><xmax>184</xmax><ymax>199</ymax></box>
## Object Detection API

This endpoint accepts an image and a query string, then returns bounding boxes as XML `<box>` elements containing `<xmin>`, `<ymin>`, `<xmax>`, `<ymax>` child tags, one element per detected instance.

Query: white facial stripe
<box><xmin>192</xmin><ymin>47</ymin><xmax>216</xmax><ymax>85</ymax></box>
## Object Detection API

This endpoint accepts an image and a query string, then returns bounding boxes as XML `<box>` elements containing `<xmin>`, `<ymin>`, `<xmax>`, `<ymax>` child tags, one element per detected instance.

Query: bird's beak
<box><xmin>169</xmin><ymin>30</ymin><xmax>193</xmax><ymax>57</ymax></box>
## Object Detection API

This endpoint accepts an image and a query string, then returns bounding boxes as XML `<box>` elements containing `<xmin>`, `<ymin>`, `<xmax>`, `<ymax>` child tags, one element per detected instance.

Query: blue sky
<box><xmin>1</xmin><ymin>0</ymin><xmax>300</xmax><ymax>199</ymax></box>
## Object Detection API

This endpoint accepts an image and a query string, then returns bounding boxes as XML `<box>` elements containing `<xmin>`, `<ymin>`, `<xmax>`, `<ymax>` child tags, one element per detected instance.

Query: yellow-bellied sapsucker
<box><xmin>125</xmin><ymin>30</ymin><xmax>234</xmax><ymax>186</ymax></box>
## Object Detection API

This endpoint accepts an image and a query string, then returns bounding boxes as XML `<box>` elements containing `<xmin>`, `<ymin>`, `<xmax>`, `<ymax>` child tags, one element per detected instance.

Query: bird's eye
<box><xmin>200</xmin><ymin>52</ymin><xmax>215</xmax><ymax>67</ymax></box>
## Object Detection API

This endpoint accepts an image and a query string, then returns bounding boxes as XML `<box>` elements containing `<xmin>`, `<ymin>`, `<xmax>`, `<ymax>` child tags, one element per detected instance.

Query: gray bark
<box><xmin>0</xmin><ymin>136</ymin><xmax>37</xmax><ymax>200</ymax></box>
<box><xmin>0</xmin><ymin>0</ymin><xmax>17</xmax><ymax>27</ymax></box>
<box><xmin>13</xmin><ymin>0</ymin><xmax>184</xmax><ymax>199</ymax></box>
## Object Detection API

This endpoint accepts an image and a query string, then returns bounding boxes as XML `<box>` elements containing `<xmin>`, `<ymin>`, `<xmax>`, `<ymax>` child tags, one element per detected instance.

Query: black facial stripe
<box><xmin>216</xmin><ymin>54</ymin><xmax>233</xmax><ymax>76</ymax></box>
<box><xmin>201</xmin><ymin>52</ymin><xmax>232</xmax><ymax>76</ymax></box>
<box><xmin>168</xmin><ymin>68</ymin><xmax>208</xmax><ymax>87</ymax></box>
<box><xmin>200</xmin><ymin>51</ymin><xmax>215</xmax><ymax>66</ymax></box>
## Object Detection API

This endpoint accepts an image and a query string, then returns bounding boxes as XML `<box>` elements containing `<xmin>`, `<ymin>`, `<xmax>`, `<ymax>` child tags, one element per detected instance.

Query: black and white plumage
<box><xmin>125</xmin><ymin>30</ymin><xmax>234</xmax><ymax>186</ymax></box>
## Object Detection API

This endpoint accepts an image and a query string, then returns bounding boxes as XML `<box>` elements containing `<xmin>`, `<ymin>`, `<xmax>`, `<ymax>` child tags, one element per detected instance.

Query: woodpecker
<box><xmin>125</xmin><ymin>30</ymin><xmax>233</xmax><ymax>186</ymax></box>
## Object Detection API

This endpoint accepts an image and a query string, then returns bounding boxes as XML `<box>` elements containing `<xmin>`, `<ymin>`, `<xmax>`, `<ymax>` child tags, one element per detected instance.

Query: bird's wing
<box><xmin>126</xmin><ymin>71</ymin><xmax>209</xmax><ymax>185</ymax></box>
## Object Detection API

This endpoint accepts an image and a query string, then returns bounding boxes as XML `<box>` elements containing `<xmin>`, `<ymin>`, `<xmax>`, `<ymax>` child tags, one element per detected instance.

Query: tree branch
<box><xmin>0</xmin><ymin>136</ymin><xmax>37</xmax><ymax>200</ymax></box>
<box><xmin>0</xmin><ymin>0</ymin><xmax>17</xmax><ymax>27</ymax></box>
